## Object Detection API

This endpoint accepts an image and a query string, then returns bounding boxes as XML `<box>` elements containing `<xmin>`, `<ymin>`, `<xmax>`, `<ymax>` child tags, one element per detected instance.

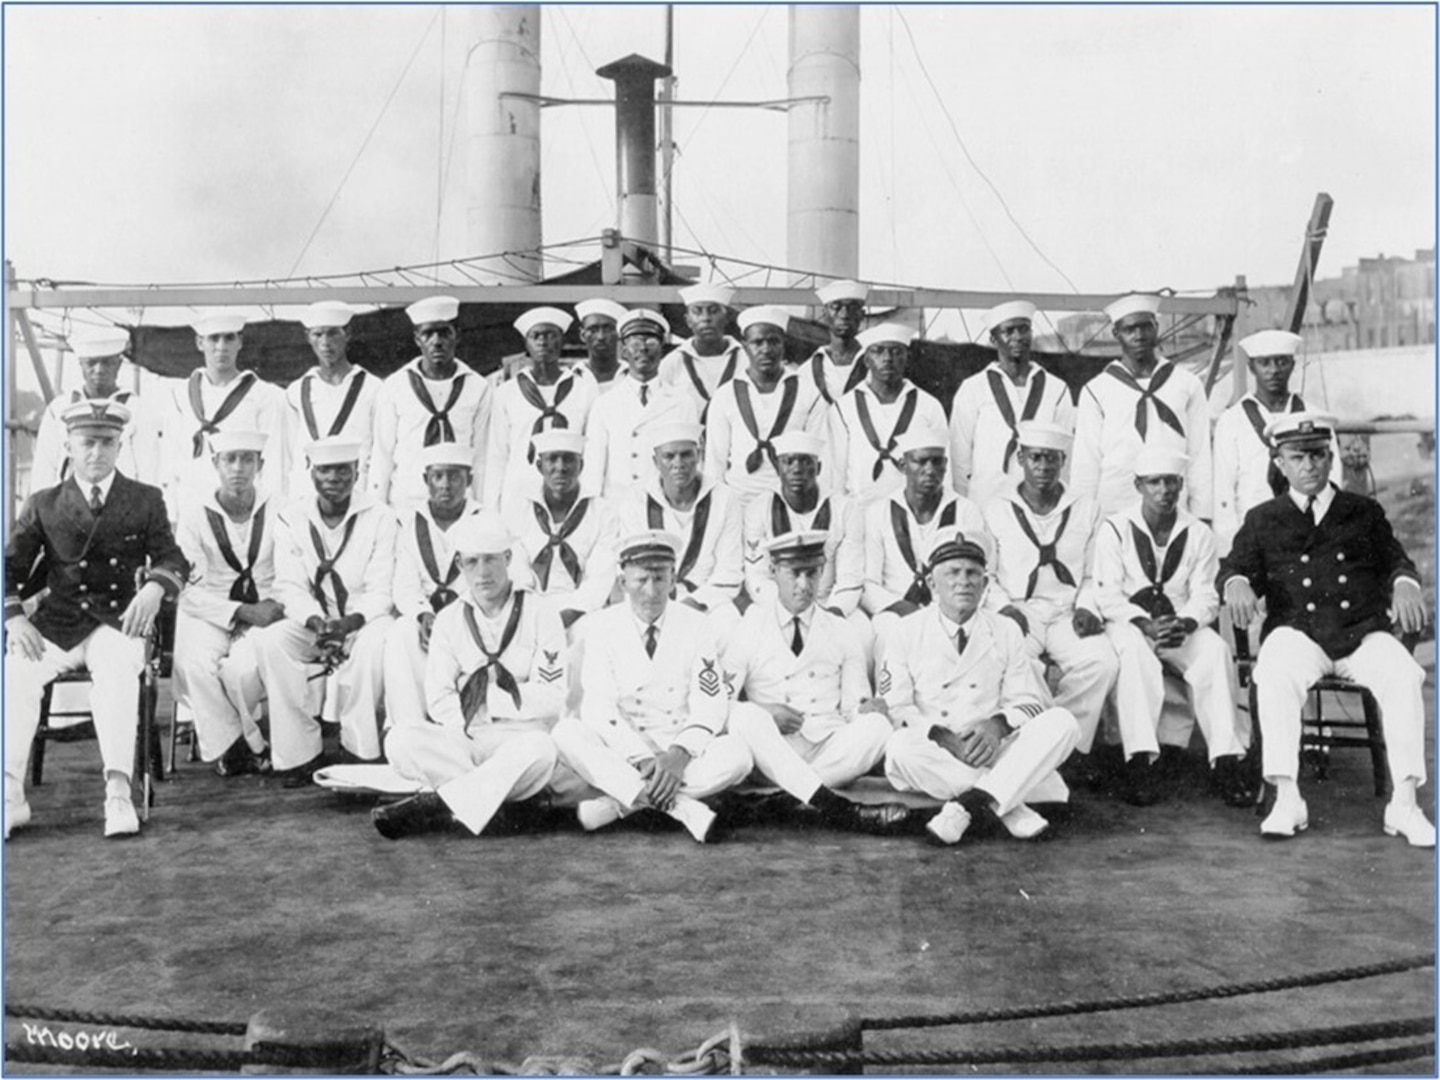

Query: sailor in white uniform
<box><xmin>1072</xmin><ymin>293</ymin><xmax>1212</xmax><ymax>519</ymax></box>
<box><xmin>657</xmin><ymin>283</ymin><xmax>746</xmax><ymax>419</ymax></box>
<box><xmin>800</xmin><ymin>279</ymin><xmax>871</xmax><ymax>406</ymax></box>
<box><xmin>705</xmin><ymin>305</ymin><xmax>830</xmax><ymax>508</ymax></box>
<box><xmin>31</xmin><ymin>327</ymin><xmax>157</xmax><ymax>493</ymax></box>
<box><xmin>1092</xmin><ymin>447</ymin><xmax>1247</xmax><ymax>806</ymax></box>
<box><xmin>173</xmin><ymin>430</ymin><xmax>280</xmax><ymax>775</ymax></box>
<box><xmin>828</xmin><ymin>321</ymin><xmax>947</xmax><ymax>509</ymax></box>
<box><xmin>370</xmin><ymin>295</ymin><xmax>492</xmax><ymax>512</ymax></box>
<box><xmin>879</xmin><ymin>530</ymin><xmax>1081</xmax><ymax>845</ymax></box>
<box><xmin>374</xmin><ymin>513</ymin><xmax>568</xmax><ymax>839</ymax></box>
<box><xmin>157</xmin><ymin>311</ymin><xmax>289</xmax><ymax>524</ymax></box>
<box><xmin>574</xmin><ymin>298</ymin><xmax>628</xmax><ymax>392</ymax></box>
<box><xmin>550</xmin><ymin>530</ymin><xmax>753</xmax><ymax>843</ymax></box>
<box><xmin>283</xmin><ymin>301</ymin><xmax>380</xmax><ymax>501</ymax></box>
<box><xmin>949</xmin><ymin>299</ymin><xmax>1075</xmax><ymax>507</ymax></box>
<box><xmin>981</xmin><ymin>420</ymin><xmax>1116</xmax><ymax>765</ymax></box>
<box><xmin>383</xmin><ymin>442</ymin><xmax>482</xmax><ymax>730</ymax></box>
<box><xmin>723</xmin><ymin>531</ymin><xmax>912</xmax><ymax>834</ymax></box>
<box><xmin>583</xmin><ymin>309</ymin><xmax>699</xmax><ymax>501</ymax></box>
<box><xmin>251</xmin><ymin>437</ymin><xmax>396</xmax><ymax>776</ymax></box>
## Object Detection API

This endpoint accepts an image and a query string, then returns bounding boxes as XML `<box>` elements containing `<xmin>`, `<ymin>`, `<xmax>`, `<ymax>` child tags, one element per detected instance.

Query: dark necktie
<box><xmin>640</xmin><ymin>383</ymin><xmax>649</xmax><ymax>406</ymax></box>
<box><xmin>89</xmin><ymin>485</ymin><xmax>103</xmax><ymax>513</ymax></box>
<box><xmin>956</xmin><ymin>629</ymin><xmax>968</xmax><ymax>655</ymax></box>
<box><xmin>644</xmin><ymin>623</ymin><xmax>658</xmax><ymax>659</ymax></box>
<box><xmin>1306</xmin><ymin>495</ymin><xmax>1318</xmax><ymax>529</ymax></box>
<box><xmin>790</xmin><ymin>616</ymin><xmax>804</xmax><ymax>657</ymax></box>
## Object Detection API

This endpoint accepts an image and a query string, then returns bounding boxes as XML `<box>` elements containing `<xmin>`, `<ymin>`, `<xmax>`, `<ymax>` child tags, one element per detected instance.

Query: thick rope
<box><xmin>746</xmin><ymin>1015</ymin><xmax>1434</xmax><ymax>1070</ymax></box>
<box><xmin>5</xmin><ymin>1041</ymin><xmax>350</xmax><ymax>1071</ymax></box>
<box><xmin>4</xmin><ymin>1003</ymin><xmax>248</xmax><ymax>1036</ymax></box>
<box><xmin>859</xmin><ymin>952</ymin><xmax>1434</xmax><ymax>1030</ymax></box>
<box><xmin>1231</xmin><ymin>1040</ymin><xmax>1435</xmax><ymax>1074</ymax></box>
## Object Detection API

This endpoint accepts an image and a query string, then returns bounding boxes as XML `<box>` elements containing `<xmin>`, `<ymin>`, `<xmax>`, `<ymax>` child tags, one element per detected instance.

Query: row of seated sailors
<box><xmin>35</xmin><ymin>289</ymin><xmax>1316</xmax><ymax>560</ymax></box>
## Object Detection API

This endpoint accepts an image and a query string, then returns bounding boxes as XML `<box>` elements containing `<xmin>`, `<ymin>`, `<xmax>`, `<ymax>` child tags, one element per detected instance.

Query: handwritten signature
<box><xmin>21</xmin><ymin>1022</ymin><xmax>136</xmax><ymax>1054</ymax></box>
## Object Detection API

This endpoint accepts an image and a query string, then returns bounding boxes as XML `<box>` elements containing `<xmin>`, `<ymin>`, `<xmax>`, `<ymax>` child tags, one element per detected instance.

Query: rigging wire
<box><xmin>549</xmin><ymin>7</ymin><xmax>616</xmax><ymax>219</ymax></box>
<box><xmin>433</xmin><ymin>6</ymin><xmax>446</xmax><ymax>268</ymax></box>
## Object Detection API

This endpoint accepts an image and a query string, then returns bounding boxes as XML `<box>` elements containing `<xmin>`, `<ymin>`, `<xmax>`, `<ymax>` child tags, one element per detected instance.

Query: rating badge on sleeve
<box><xmin>698</xmin><ymin>657</ymin><xmax>721</xmax><ymax>697</ymax></box>
<box><xmin>877</xmin><ymin>661</ymin><xmax>892</xmax><ymax>696</ymax></box>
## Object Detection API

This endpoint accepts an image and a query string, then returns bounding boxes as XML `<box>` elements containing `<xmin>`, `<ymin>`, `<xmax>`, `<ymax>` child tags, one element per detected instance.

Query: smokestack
<box><xmin>786</xmin><ymin>6</ymin><xmax>860</xmax><ymax>283</ymax></box>
<box><xmin>596</xmin><ymin>54</ymin><xmax>672</xmax><ymax>251</ymax></box>
<box><xmin>466</xmin><ymin>6</ymin><xmax>543</xmax><ymax>282</ymax></box>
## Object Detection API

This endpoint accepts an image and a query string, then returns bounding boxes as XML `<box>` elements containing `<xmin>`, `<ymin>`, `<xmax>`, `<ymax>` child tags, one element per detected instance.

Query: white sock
<box><xmin>1390</xmin><ymin>778</ymin><xmax>1419</xmax><ymax>811</ymax></box>
<box><xmin>104</xmin><ymin>772</ymin><xmax>132</xmax><ymax>801</ymax></box>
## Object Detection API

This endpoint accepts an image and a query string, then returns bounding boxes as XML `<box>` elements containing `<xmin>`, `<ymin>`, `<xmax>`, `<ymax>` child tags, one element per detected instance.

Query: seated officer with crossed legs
<box><xmin>374</xmin><ymin>514</ymin><xmax>568</xmax><ymax>839</ymax></box>
<box><xmin>550</xmin><ymin>531</ymin><xmax>752</xmax><ymax>843</ymax></box>
<box><xmin>1221</xmin><ymin>412</ymin><xmax>1433</xmax><ymax>845</ymax></box>
<box><xmin>1093</xmin><ymin>446</ymin><xmax>1248</xmax><ymax>807</ymax></box>
<box><xmin>879</xmin><ymin>529</ymin><xmax>1080</xmax><ymax>845</ymax></box>
<box><xmin>384</xmin><ymin>443</ymin><xmax>481</xmax><ymax>729</ymax></box>
<box><xmin>722</xmin><ymin>531</ymin><xmax>912</xmax><ymax>834</ymax></box>
<box><xmin>5</xmin><ymin>401</ymin><xmax>187</xmax><ymax>839</ymax></box>
<box><xmin>173</xmin><ymin>430</ymin><xmax>281</xmax><ymax>776</ymax></box>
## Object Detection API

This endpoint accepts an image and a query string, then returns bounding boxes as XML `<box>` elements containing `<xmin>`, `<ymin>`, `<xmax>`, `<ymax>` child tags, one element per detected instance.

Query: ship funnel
<box><xmin>596</xmin><ymin>53</ymin><xmax>672</xmax><ymax>251</ymax></box>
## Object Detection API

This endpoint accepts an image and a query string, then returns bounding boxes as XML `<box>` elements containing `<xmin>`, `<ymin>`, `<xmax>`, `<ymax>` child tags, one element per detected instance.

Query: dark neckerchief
<box><xmin>1106</xmin><ymin>361</ymin><xmax>1184</xmax><ymax>440</ymax></box>
<box><xmin>770</xmin><ymin>492</ymin><xmax>831</xmax><ymax>536</ymax></box>
<box><xmin>301</xmin><ymin>368</ymin><xmax>368</xmax><ymax>441</ymax></box>
<box><xmin>986</xmin><ymin>367</ymin><xmax>1048</xmax><ymax>473</ymax></box>
<box><xmin>516</xmin><ymin>370</ymin><xmax>576</xmax><ymax>462</ymax></box>
<box><xmin>733</xmin><ymin>374</ymin><xmax>800</xmax><ymax>474</ymax></box>
<box><xmin>188</xmin><ymin>370</ymin><xmax>256</xmax><ymax>457</ymax></box>
<box><xmin>1008</xmin><ymin>500</ymin><xmax>1075</xmax><ymax>600</ymax></box>
<box><xmin>204</xmin><ymin>501</ymin><xmax>266</xmax><ymax>604</ymax></box>
<box><xmin>415</xmin><ymin>511</ymin><xmax>462</xmax><ymax>612</ymax></box>
<box><xmin>891</xmin><ymin>497</ymin><xmax>958</xmax><ymax>605</ymax></box>
<box><xmin>648</xmin><ymin>490</ymin><xmax>713</xmax><ymax>590</ymax></box>
<box><xmin>308</xmin><ymin>511</ymin><xmax>360</xmax><ymax>617</ymax></box>
<box><xmin>459</xmin><ymin>593</ymin><xmax>526</xmax><ymax>725</ymax></box>
<box><xmin>854</xmin><ymin>384</ymin><xmax>919</xmax><ymax>481</ymax></box>
<box><xmin>1128</xmin><ymin>517</ymin><xmax>1188</xmax><ymax>618</ymax></box>
<box><xmin>531</xmin><ymin>496</ymin><xmax>590</xmax><ymax>589</ymax></box>
<box><xmin>407</xmin><ymin>367</ymin><xmax>466</xmax><ymax>446</ymax></box>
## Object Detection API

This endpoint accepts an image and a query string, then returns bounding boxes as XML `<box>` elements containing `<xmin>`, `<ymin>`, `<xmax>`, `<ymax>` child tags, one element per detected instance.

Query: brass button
<box><xmin>1302</xmin><ymin>578</ymin><xmax>1312</xmax><ymax>587</ymax></box>
<box><xmin>109</xmin><ymin>557</ymin><xmax>119</xmax><ymax>567</ymax></box>
<box><xmin>79</xmin><ymin>601</ymin><xmax>90</xmax><ymax>611</ymax></box>
<box><xmin>78</xmin><ymin>584</ymin><xmax>88</xmax><ymax>593</ymax></box>
<box><xmin>1300</xmin><ymin>555</ymin><xmax>1310</xmax><ymax>564</ymax></box>
<box><xmin>78</xmin><ymin>560</ymin><xmax>88</xmax><ymax>569</ymax></box>
<box><xmin>1338</xmin><ymin>575</ymin><xmax>1347</xmax><ymax>584</ymax></box>
<box><xmin>1340</xmin><ymin>600</ymin><xmax>1351</xmax><ymax>610</ymax></box>
<box><xmin>1336</xmin><ymin>553</ymin><xmax>1345</xmax><ymax>561</ymax></box>
<box><xmin>1306</xmin><ymin>602</ymin><xmax>1316</xmax><ymax>612</ymax></box>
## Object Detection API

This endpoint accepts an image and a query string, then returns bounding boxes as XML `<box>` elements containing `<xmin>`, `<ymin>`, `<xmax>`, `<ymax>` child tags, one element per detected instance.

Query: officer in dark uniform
<box><xmin>4</xmin><ymin>400</ymin><xmax>187</xmax><ymax>839</ymax></box>
<box><xmin>1220</xmin><ymin>411</ymin><xmax>1432</xmax><ymax>846</ymax></box>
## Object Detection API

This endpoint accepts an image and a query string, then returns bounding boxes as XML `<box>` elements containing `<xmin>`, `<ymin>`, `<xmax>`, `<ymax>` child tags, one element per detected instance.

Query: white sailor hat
<box><xmin>980</xmin><ymin>299</ymin><xmax>1037</xmax><ymax>339</ymax></box>
<box><xmin>305</xmin><ymin>437</ymin><xmax>363</xmax><ymax>467</ymax></box>
<box><xmin>405</xmin><ymin>295</ymin><xmax>460</xmax><ymax>327</ymax></box>
<box><xmin>618</xmin><ymin>529</ymin><xmax>681</xmax><ymax>566</ymax></box>
<box><xmin>531</xmin><ymin>429</ymin><xmax>586</xmax><ymax>457</ymax></box>
<box><xmin>1104</xmin><ymin>293</ymin><xmax>1163</xmax><ymax>325</ymax></box>
<box><xmin>894</xmin><ymin>427</ymin><xmax>948</xmax><ymax>457</ymax></box>
<box><xmin>70</xmin><ymin>327</ymin><xmax>130</xmax><ymax>360</ymax></box>
<box><xmin>678</xmin><ymin>283</ymin><xmax>736</xmax><ymax>308</ymax></box>
<box><xmin>926</xmin><ymin>528</ymin><xmax>991</xmax><ymax>571</ymax></box>
<box><xmin>1133</xmin><ymin>445</ymin><xmax>1189</xmax><ymax>478</ymax></box>
<box><xmin>815</xmin><ymin>280</ymin><xmax>869</xmax><ymax>305</ymax></box>
<box><xmin>1014</xmin><ymin>420</ymin><xmax>1072</xmax><ymax>453</ymax></box>
<box><xmin>301</xmin><ymin>301</ymin><xmax>354</xmax><ymax>329</ymax></box>
<box><xmin>192</xmin><ymin>311</ymin><xmax>247</xmax><ymax>337</ymax></box>
<box><xmin>449</xmin><ymin>511</ymin><xmax>514</xmax><ymax>557</ymax></box>
<box><xmin>575</xmin><ymin>299</ymin><xmax>628</xmax><ymax>325</ymax></box>
<box><xmin>737</xmin><ymin>306</ymin><xmax>791</xmax><ymax>335</ymax></box>
<box><xmin>1239</xmin><ymin>329</ymin><xmax>1303</xmax><ymax>359</ymax></box>
<box><xmin>61</xmin><ymin>399</ymin><xmax>131</xmax><ymax>433</ymax></box>
<box><xmin>647</xmin><ymin>421</ymin><xmax>703</xmax><ymax>450</ymax></box>
<box><xmin>515</xmin><ymin>306</ymin><xmax>574</xmax><ymax>336</ymax></box>
<box><xmin>208</xmin><ymin>430</ymin><xmax>268</xmax><ymax>455</ymax></box>
<box><xmin>772</xmin><ymin>431</ymin><xmax>827</xmax><ymax>459</ymax></box>
<box><xmin>764</xmin><ymin>529</ymin><xmax>829</xmax><ymax>565</ymax></box>
<box><xmin>1264</xmin><ymin>410</ymin><xmax>1337</xmax><ymax>448</ymax></box>
<box><xmin>618</xmin><ymin>309</ymin><xmax>669</xmax><ymax>339</ymax></box>
<box><xmin>419</xmin><ymin>442</ymin><xmax>474</xmax><ymax>471</ymax></box>
<box><xmin>856</xmin><ymin>321</ymin><xmax>918</xmax><ymax>351</ymax></box>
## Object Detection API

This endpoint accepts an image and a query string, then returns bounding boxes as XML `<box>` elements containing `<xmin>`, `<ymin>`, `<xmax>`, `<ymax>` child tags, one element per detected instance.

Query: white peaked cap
<box><xmin>419</xmin><ymin>443</ymin><xmax>474</xmax><ymax>471</ymax></box>
<box><xmin>575</xmin><ymin>299</ymin><xmax>628</xmax><ymax>324</ymax></box>
<box><xmin>925</xmin><ymin>528</ymin><xmax>991</xmax><ymax>569</ymax></box>
<box><xmin>515</xmin><ymin>306</ymin><xmax>574</xmax><ymax>336</ymax></box>
<box><xmin>981</xmin><ymin>299</ymin><xmax>1037</xmax><ymax>338</ymax></box>
<box><xmin>736</xmin><ymin>306</ymin><xmax>791</xmax><ymax>334</ymax></box>
<box><xmin>405</xmin><ymin>296</ymin><xmax>460</xmax><ymax>326</ymax></box>
<box><xmin>208</xmin><ymin>430</ymin><xmax>268</xmax><ymax>455</ymax></box>
<box><xmin>894</xmin><ymin>427</ymin><xmax>948</xmax><ymax>456</ymax></box>
<box><xmin>1239</xmin><ymin>329</ymin><xmax>1303</xmax><ymax>358</ymax></box>
<box><xmin>301</xmin><ymin>301</ymin><xmax>355</xmax><ymax>329</ymax></box>
<box><xmin>1132</xmin><ymin>445</ymin><xmax>1189</xmax><ymax>478</ymax></box>
<box><xmin>678</xmin><ymin>283</ymin><xmax>736</xmax><ymax>308</ymax></box>
<box><xmin>449</xmin><ymin>511</ymin><xmax>514</xmax><ymax>556</ymax></box>
<box><xmin>647</xmin><ymin>421</ymin><xmax>703</xmax><ymax>449</ymax></box>
<box><xmin>619</xmin><ymin>529</ymin><xmax>682</xmax><ymax>565</ymax></box>
<box><xmin>192</xmin><ymin>311</ymin><xmax>247</xmax><ymax>337</ymax></box>
<box><xmin>771</xmin><ymin>431</ymin><xmax>827</xmax><ymax>459</ymax></box>
<box><xmin>306</xmin><ymin>437</ymin><xmax>363</xmax><ymax>467</ymax></box>
<box><xmin>70</xmin><ymin>328</ymin><xmax>130</xmax><ymax>359</ymax></box>
<box><xmin>618</xmin><ymin>309</ymin><xmax>669</xmax><ymax>339</ymax></box>
<box><xmin>1014</xmin><ymin>420</ymin><xmax>1072</xmax><ymax>453</ymax></box>
<box><xmin>815</xmin><ymin>280</ymin><xmax>869</xmax><ymax>305</ymax></box>
<box><xmin>530</xmin><ymin>429</ymin><xmax>586</xmax><ymax>457</ymax></box>
<box><xmin>1265</xmin><ymin>410</ymin><xmax>1337</xmax><ymax>446</ymax></box>
<box><xmin>1104</xmin><ymin>293</ymin><xmax>1163</xmax><ymax>325</ymax></box>
<box><xmin>857</xmin><ymin>321</ymin><xmax>918</xmax><ymax>350</ymax></box>
<box><xmin>764</xmin><ymin>529</ymin><xmax>829</xmax><ymax>562</ymax></box>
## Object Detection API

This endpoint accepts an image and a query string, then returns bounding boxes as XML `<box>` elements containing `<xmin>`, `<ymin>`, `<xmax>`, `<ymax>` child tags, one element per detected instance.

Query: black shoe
<box><xmin>1212</xmin><ymin>755</ymin><xmax>1256</xmax><ymax>808</ymax></box>
<box><xmin>845</xmin><ymin>802</ymin><xmax>913</xmax><ymax>836</ymax></box>
<box><xmin>1123</xmin><ymin>756</ymin><xmax>1161</xmax><ymax>806</ymax></box>
<box><xmin>1059</xmin><ymin>752</ymin><xmax>1106</xmax><ymax>790</ymax></box>
<box><xmin>279</xmin><ymin>754</ymin><xmax>327</xmax><ymax>789</ymax></box>
<box><xmin>215</xmin><ymin>739</ymin><xmax>270</xmax><ymax>777</ymax></box>
<box><xmin>372</xmin><ymin>792</ymin><xmax>452</xmax><ymax>840</ymax></box>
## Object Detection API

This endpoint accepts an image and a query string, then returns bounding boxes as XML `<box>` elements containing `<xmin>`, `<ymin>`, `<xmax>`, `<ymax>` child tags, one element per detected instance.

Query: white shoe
<box><xmin>103</xmin><ymin>796</ymin><xmax>140</xmax><ymax>838</ymax></box>
<box><xmin>576</xmin><ymin>796</ymin><xmax>625</xmax><ymax>832</ymax></box>
<box><xmin>1260</xmin><ymin>795</ymin><xmax>1309</xmax><ymax>839</ymax></box>
<box><xmin>667</xmin><ymin>796</ymin><xmax>716</xmax><ymax>844</ymax></box>
<box><xmin>1383</xmin><ymin>803</ymin><xmax>1436</xmax><ymax>848</ymax></box>
<box><xmin>999</xmin><ymin>803</ymin><xmax>1049</xmax><ymax>840</ymax></box>
<box><xmin>5</xmin><ymin>801</ymin><xmax>32</xmax><ymax>841</ymax></box>
<box><xmin>925</xmin><ymin>801</ymin><xmax>972</xmax><ymax>846</ymax></box>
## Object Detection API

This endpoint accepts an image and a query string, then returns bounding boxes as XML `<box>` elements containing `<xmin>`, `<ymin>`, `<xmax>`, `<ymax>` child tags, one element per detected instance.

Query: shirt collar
<box><xmin>936</xmin><ymin>605</ymin><xmax>979</xmax><ymax>639</ymax></box>
<box><xmin>1289</xmin><ymin>483</ymin><xmax>1336</xmax><ymax>516</ymax></box>
<box><xmin>629</xmin><ymin>606</ymin><xmax>666</xmax><ymax>640</ymax></box>
<box><xmin>76</xmin><ymin>470</ymin><xmax>119</xmax><ymax>503</ymax></box>
<box><xmin>775</xmin><ymin>600</ymin><xmax>814</xmax><ymax>633</ymax></box>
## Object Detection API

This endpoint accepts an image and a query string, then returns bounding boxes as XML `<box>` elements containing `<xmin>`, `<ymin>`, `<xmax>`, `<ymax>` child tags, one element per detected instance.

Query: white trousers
<box><xmin>5</xmin><ymin>624</ymin><xmax>146</xmax><ymax>804</ymax></box>
<box><xmin>382</xmin><ymin>615</ymin><xmax>431</xmax><ymax>730</ymax></box>
<box><xmin>250</xmin><ymin>616</ymin><xmax>392</xmax><ymax>770</ymax></box>
<box><xmin>171</xmin><ymin>612</ymin><xmax>266</xmax><ymax>761</ymax></box>
<box><xmin>551</xmin><ymin>716</ymin><xmax>753</xmax><ymax>807</ymax></box>
<box><xmin>885</xmin><ymin>708</ymin><xmax>1079</xmax><ymax>817</ymax></box>
<box><xmin>1106</xmin><ymin>623</ymin><xmax>1245</xmax><ymax>762</ymax></box>
<box><xmin>386</xmin><ymin>722</ymin><xmax>557</xmax><ymax>834</ymax></box>
<box><xmin>1025</xmin><ymin>609</ymin><xmax>1119</xmax><ymax>753</ymax></box>
<box><xmin>727</xmin><ymin>704</ymin><xmax>891</xmax><ymax>800</ymax></box>
<box><xmin>1254</xmin><ymin>628</ymin><xmax>1427</xmax><ymax>786</ymax></box>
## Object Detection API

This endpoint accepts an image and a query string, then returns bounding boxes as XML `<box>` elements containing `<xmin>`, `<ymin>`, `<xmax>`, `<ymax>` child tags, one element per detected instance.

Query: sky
<box><xmin>3</xmin><ymin>3</ymin><xmax>1436</xmax><ymax>311</ymax></box>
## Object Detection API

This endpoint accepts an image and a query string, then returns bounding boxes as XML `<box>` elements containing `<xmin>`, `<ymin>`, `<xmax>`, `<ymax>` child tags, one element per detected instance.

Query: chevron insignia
<box><xmin>538</xmin><ymin>665</ymin><xmax>563</xmax><ymax>684</ymax></box>
<box><xmin>877</xmin><ymin>661</ymin><xmax>892</xmax><ymax>696</ymax></box>
<box><xmin>698</xmin><ymin>658</ymin><xmax>721</xmax><ymax>697</ymax></box>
